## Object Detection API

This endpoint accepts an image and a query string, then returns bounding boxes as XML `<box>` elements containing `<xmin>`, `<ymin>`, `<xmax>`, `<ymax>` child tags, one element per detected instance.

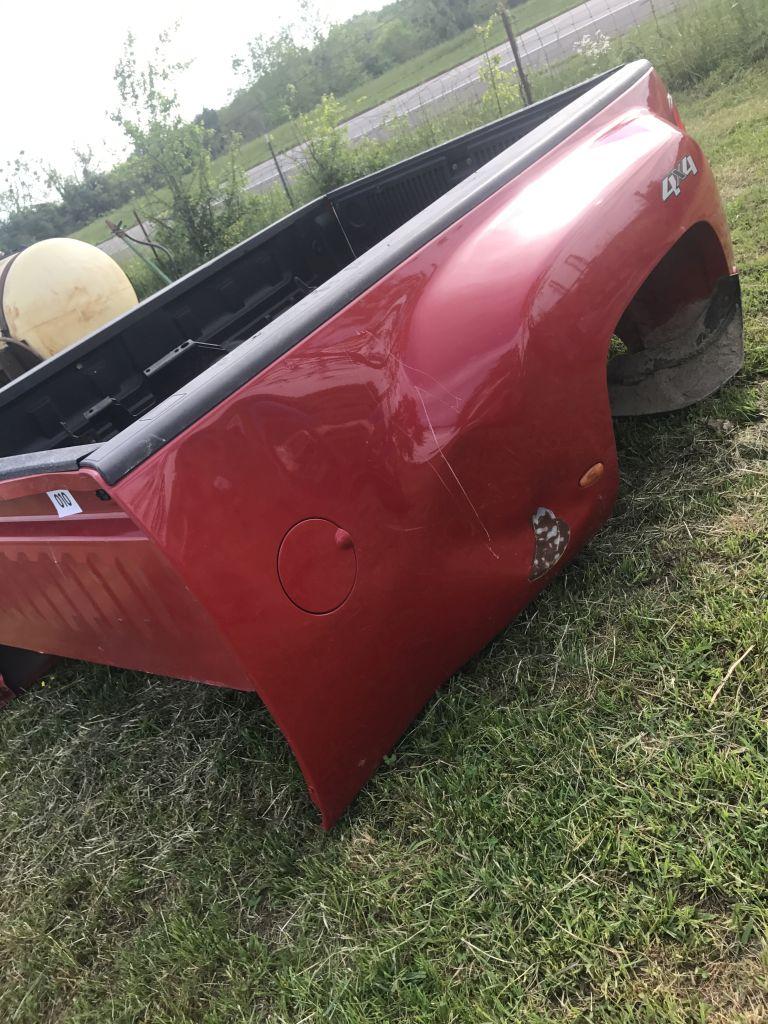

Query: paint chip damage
<box><xmin>530</xmin><ymin>507</ymin><xmax>570</xmax><ymax>580</ymax></box>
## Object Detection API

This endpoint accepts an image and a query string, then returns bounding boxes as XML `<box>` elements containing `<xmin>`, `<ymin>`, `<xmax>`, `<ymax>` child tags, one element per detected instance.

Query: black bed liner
<box><xmin>0</xmin><ymin>62</ymin><xmax>649</xmax><ymax>485</ymax></box>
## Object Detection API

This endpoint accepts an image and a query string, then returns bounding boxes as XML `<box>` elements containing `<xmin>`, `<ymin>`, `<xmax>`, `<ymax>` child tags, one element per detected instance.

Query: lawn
<box><xmin>71</xmin><ymin>0</ymin><xmax>581</xmax><ymax>246</ymax></box>
<box><xmin>3</xmin><ymin>63</ymin><xmax>768</xmax><ymax>1023</ymax></box>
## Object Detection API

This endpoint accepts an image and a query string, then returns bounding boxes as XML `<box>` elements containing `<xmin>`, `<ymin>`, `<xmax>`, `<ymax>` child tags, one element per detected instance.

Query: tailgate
<box><xmin>0</xmin><ymin>467</ymin><xmax>247</xmax><ymax>689</ymax></box>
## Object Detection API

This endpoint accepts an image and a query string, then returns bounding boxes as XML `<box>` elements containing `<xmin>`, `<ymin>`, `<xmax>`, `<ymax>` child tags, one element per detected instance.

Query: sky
<box><xmin>2</xmin><ymin>0</ymin><xmax>386</xmax><ymax>180</ymax></box>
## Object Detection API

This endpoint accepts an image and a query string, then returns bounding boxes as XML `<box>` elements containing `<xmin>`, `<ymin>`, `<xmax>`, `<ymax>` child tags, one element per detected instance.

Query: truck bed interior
<box><xmin>0</xmin><ymin>70</ymin><xmax>619</xmax><ymax>463</ymax></box>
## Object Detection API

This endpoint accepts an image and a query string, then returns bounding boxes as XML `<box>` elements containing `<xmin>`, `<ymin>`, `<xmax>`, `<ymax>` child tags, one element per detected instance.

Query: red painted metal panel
<box><xmin>0</xmin><ymin>67</ymin><xmax>738</xmax><ymax>825</ymax></box>
<box><xmin>0</xmin><ymin>473</ymin><xmax>248</xmax><ymax>689</ymax></box>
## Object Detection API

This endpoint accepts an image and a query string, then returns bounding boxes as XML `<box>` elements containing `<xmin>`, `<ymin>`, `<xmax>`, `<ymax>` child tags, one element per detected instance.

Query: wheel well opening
<box><xmin>614</xmin><ymin>222</ymin><xmax>730</xmax><ymax>353</ymax></box>
<box><xmin>607</xmin><ymin>222</ymin><xmax>741</xmax><ymax>417</ymax></box>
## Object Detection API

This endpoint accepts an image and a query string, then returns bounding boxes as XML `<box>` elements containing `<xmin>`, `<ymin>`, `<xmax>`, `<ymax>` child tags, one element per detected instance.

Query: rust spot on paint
<box><xmin>530</xmin><ymin>507</ymin><xmax>570</xmax><ymax>581</ymax></box>
<box><xmin>579</xmin><ymin>462</ymin><xmax>605</xmax><ymax>488</ymax></box>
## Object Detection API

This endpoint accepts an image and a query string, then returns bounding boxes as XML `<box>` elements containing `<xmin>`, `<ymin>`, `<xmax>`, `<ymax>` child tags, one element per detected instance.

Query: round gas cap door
<box><xmin>278</xmin><ymin>518</ymin><xmax>357</xmax><ymax>614</ymax></box>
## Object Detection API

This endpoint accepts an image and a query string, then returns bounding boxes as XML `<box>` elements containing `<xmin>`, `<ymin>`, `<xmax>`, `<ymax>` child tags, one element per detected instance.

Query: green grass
<box><xmin>72</xmin><ymin>0</ymin><xmax>581</xmax><ymax>246</ymax></box>
<box><xmin>5</xmin><ymin>61</ymin><xmax>768</xmax><ymax>1024</ymax></box>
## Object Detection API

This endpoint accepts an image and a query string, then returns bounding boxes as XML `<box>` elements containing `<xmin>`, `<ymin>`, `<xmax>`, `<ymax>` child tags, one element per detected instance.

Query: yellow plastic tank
<box><xmin>0</xmin><ymin>238</ymin><xmax>137</xmax><ymax>359</ymax></box>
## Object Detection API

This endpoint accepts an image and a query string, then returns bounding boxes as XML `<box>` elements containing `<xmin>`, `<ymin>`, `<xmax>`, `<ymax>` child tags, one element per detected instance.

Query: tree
<box><xmin>194</xmin><ymin>109</ymin><xmax>228</xmax><ymax>157</ymax></box>
<box><xmin>370</xmin><ymin>19</ymin><xmax>416</xmax><ymax>73</ymax></box>
<box><xmin>41</xmin><ymin>149</ymin><xmax>133</xmax><ymax>228</ymax></box>
<box><xmin>0</xmin><ymin>153</ymin><xmax>40</xmax><ymax>220</ymax></box>
<box><xmin>233</xmin><ymin>27</ymin><xmax>317</xmax><ymax>126</ymax></box>
<box><xmin>112</xmin><ymin>30</ymin><xmax>253</xmax><ymax>274</ymax></box>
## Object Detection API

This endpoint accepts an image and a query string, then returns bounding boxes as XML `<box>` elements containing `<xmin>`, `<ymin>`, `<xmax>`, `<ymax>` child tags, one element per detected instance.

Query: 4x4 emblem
<box><xmin>662</xmin><ymin>154</ymin><xmax>698</xmax><ymax>201</ymax></box>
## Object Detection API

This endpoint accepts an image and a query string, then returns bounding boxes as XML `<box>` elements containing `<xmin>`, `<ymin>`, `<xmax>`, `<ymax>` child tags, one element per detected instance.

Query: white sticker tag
<box><xmin>46</xmin><ymin>489</ymin><xmax>83</xmax><ymax>518</ymax></box>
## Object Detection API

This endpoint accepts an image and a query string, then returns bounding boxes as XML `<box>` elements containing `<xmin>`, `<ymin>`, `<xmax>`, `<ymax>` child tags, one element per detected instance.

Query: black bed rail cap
<box><xmin>0</xmin><ymin>445</ymin><xmax>99</xmax><ymax>484</ymax></box>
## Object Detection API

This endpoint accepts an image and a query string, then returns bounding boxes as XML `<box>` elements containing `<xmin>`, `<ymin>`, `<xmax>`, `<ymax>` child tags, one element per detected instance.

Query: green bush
<box><xmin>292</xmin><ymin>95</ymin><xmax>368</xmax><ymax>197</ymax></box>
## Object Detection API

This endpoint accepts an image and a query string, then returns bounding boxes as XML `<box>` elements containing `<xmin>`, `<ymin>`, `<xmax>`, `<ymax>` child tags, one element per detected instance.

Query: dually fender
<box><xmin>111</xmin><ymin>82</ymin><xmax>741</xmax><ymax>827</ymax></box>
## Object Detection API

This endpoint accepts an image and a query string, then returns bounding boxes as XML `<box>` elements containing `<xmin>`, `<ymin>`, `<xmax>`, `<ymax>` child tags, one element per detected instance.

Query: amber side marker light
<box><xmin>579</xmin><ymin>462</ymin><xmax>605</xmax><ymax>488</ymax></box>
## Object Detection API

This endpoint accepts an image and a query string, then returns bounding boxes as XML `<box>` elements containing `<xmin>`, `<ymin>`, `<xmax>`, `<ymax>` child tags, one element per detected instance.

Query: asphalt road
<box><xmin>101</xmin><ymin>0</ymin><xmax>681</xmax><ymax>259</ymax></box>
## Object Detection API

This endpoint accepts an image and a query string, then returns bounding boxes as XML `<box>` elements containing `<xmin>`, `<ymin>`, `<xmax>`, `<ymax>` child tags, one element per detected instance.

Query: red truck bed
<box><xmin>0</xmin><ymin>61</ymin><xmax>742</xmax><ymax>825</ymax></box>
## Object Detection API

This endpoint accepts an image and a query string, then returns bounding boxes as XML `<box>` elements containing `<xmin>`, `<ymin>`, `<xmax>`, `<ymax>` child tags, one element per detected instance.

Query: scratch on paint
<box><xmin>48</xmin><ymin>546</ymin><xmax>66</xmax><ymax>579</ymax></box>
<box><xmin>397</xmin><ymin>358</ymin><xmax>463</xmax><ymax>411</ymax></box>
<box><xmin>415</xmin><ymin>386</ymin><xmax>499</xmax><ymax>560</ymax></box>
<box><xmin>390</xmin><ymin>420</ymin><xmax>454</xmax><ymax>503</ymax></box>
<box><xmin>423</xmin><ymin>456</ymin><xmax>457</xmax><ymax>500</ymax></box>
